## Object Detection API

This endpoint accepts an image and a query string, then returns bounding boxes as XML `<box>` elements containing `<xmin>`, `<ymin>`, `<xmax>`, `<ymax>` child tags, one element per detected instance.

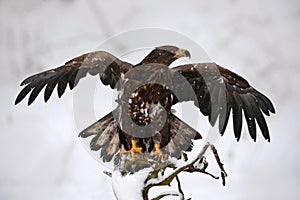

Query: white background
<box><xmin>1</xmin><ymin>0</ymin><xmax>299</xmax><ymax>199</ymax></box>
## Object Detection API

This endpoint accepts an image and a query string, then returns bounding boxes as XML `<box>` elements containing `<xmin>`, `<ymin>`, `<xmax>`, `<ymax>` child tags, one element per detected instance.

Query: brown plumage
<box><xmin>172</xmin><ymin>63</ymin><xmax>275</xmax><ymax>141</ymax></box>
<box><xmin>15</xmin><ymin>45</ymin><xmax>275</xmax><ymax>162</ymax></box>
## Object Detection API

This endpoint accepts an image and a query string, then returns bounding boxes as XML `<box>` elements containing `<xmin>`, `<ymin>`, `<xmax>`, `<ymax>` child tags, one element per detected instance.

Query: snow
<box><xmin>112</xmin><ymin>169</ymin><xmax>150</xmax><ymax>200</ymax></box>
<box><xmin>1</xmin><ymin>0</ymin><xmax>300</xmax><ymax>199</ymax></box>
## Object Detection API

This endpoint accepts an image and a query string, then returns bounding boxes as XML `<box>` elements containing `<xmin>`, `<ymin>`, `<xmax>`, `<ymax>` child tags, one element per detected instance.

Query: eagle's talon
<box><xmin>154</xmin><ymin>144</ymin><xmax>162</xmax><ymax>157</ymax></box>
<box><xmin>120</xmin><ymin>140</ymin><xmax>143</xmax><ymax>161</ymax></box>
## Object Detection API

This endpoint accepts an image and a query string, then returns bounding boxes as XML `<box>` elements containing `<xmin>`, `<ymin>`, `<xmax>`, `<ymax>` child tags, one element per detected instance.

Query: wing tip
<box><xmin>44</xmin><ymin>95</ymin><xmax>50</xmax><ymax>103</ymax></box>
<box><xmin>15</xmin><ymin>86</ymin><xmax>32</xmax><ymax>106</ymax></box>
<box><xmin>14</xmin><ymin>100</ymin><xmax>20</xmax><ymax>105</ymax></box>
<box><xmin>14</xmin><ymin>95</ymin><xmax>22</xmax><ymax>105</ymax></box>
<box><xmin>20</xmin><ymin>79</ymin><xmax>29</xmax><ymax>86</ymax></box>
<box><xmin>27</xmin><ymin>100</ymin><xmax>33</xmax><ymax>106</ymax></box>
<box><xmin>270</xmin><ymin>106</ymin><xmax>276</xmax><ymax>114</ymax></box>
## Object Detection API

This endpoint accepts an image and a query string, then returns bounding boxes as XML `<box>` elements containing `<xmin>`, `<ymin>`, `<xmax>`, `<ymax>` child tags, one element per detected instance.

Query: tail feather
<box><xmin>164</xmin><ymin>113</ymin><xmax>202</xmax><ymax>158</ymax></box>
<box><xmin>100</xmin><ymin>129</ymin><xmax>120</xmax><ymax>162</ymax></box>
<box><xmin>79</xmin><ymin>112</ymin><xmax>202</xmax><ymax>162</ymax></box>
<box><xmin>79</xmin><ymin>112</ymin><xmax>115</xmax><ymax>138</ymax></box>
<box><xmin>79</xmin><ymin>112</ymin><xmax>120</xmax><ymax>162</ymax></box>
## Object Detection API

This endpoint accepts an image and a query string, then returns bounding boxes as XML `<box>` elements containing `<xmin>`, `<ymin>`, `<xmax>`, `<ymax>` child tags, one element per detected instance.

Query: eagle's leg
<box><xmin>120</xmin><ymin>145</ymin><xmax>128</xmax><ymax>154</ymax></box>
<box><xmin>154</xmin><ymin>144</ymin><xmax>162</xmax><ymax>156</ymax></box>
<box><xmin>130</xmin><ymin>140</ymin><xmax>143</xmax><ymax>161</ymax></box>
<box><xmin>120</xmin><ymin>140</ymin><xmax>142</xmax><ymax>161</ymax></box>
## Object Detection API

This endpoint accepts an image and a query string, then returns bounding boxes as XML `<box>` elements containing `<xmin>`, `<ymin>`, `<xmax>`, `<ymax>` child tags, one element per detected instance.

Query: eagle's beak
<box><xmin>174</xmin><ymin>48</ymin><xmax>191</xmax><ymax>59</ymax></box>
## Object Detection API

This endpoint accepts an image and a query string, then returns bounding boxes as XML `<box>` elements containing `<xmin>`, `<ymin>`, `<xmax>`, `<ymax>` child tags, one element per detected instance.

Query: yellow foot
<box><xmin>154</xmin><ymin>144</ymin><xmax>162</xmax><ymax>157</ymax></box>
<box><xmin>120</xmin><ymin>140</ymin><xmax>142</xmax><ymax>161</ymax></box>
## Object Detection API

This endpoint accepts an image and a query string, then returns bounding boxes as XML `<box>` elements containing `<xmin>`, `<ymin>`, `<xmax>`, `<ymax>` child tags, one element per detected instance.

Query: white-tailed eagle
<box><xmin>15</xmin><ymin>45</ymin><xmax>275</xmax><ymax>162</ymax></box>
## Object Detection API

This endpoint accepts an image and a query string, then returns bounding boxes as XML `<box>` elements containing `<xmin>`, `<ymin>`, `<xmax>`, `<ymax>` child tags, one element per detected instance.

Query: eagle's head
<box><xmin>139</xmin><ymin>45</ymin><xmax>191</xmax><ymax>66</ymax></box>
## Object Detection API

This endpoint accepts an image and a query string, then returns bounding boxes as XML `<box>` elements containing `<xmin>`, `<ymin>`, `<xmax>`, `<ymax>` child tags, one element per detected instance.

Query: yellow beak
<box><xmin>174</xmin><ymin>48</ymin><xmax>191</xmax><ymax>59</ymax></box>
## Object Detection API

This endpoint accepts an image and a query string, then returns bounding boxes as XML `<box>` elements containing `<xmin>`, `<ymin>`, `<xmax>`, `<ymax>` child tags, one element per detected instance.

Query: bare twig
<box><xmin>151</xmin><ymin>192</ymin><xmax>180</xmax><ymax>200</ymax></box>
<box><xmin>184</xmin><ymin>165</ymin><xmax>219</xmax><ymax>180</ymax></box>
<box><xmin>103</xmin><ymin>170</ymin><xmax>112</xmax><ymax>177</ymax></box>
<box><xmin>175</xmin><ymin>175</ymin><xmax>184</xmax><ymax>199</ymax></box>
<box><xmin>210</xmin><ymin>144</ymin><xmax>227</xmax><ymax>186</ymax></box>
<box><xmin>142</xmin><ymin>143</ymin><xmax>211</xmax><ymax>199</ymax></box>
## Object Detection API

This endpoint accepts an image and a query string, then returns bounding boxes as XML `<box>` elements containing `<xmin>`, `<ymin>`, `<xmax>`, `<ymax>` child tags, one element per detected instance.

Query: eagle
<box><xmin>15</xmin><ymin>45</ymin><xmax>275</xmax><ymax>163</ymax></box>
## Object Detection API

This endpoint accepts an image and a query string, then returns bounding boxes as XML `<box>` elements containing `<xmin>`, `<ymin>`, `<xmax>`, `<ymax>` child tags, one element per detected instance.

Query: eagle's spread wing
<box><xmin>172</xmin><ymin>63</ymin><xmax>275</xmax><ymax>141</ymax></box>
<box><xmin>15</xmin><ymin>51</ymin><xmax>133</xmax><ymax>105</ymax></box>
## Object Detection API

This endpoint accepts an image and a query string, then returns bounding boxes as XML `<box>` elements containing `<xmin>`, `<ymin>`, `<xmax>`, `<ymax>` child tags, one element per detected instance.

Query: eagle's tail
<box><xmin>79</xmin><ymin>112</ymin><xmax>202</xmax><ymax>162</ymax></box>
<box><xmin>79</xmin><ymin>112</ymin><xmax>120</xmax><ymax>162</ymax></box>
<box><xmin>163</xmin><ymin>113</ymin><xmax>202</xmax><ymax>158</ymax></box>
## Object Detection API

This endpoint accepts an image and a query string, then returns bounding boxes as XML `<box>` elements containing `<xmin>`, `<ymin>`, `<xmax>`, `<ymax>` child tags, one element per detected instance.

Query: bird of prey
<box><xmin>15</xmin><ymin>45</ymin><xmax>275</xmax><ymax>162</ymax></box>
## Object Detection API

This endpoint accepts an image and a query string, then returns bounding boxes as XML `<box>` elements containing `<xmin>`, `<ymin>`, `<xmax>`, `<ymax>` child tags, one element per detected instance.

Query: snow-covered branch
<box><xmin>105</xmin><ymin>143</ymin><xmax>227</xmax><ymax>200</ymax></box>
